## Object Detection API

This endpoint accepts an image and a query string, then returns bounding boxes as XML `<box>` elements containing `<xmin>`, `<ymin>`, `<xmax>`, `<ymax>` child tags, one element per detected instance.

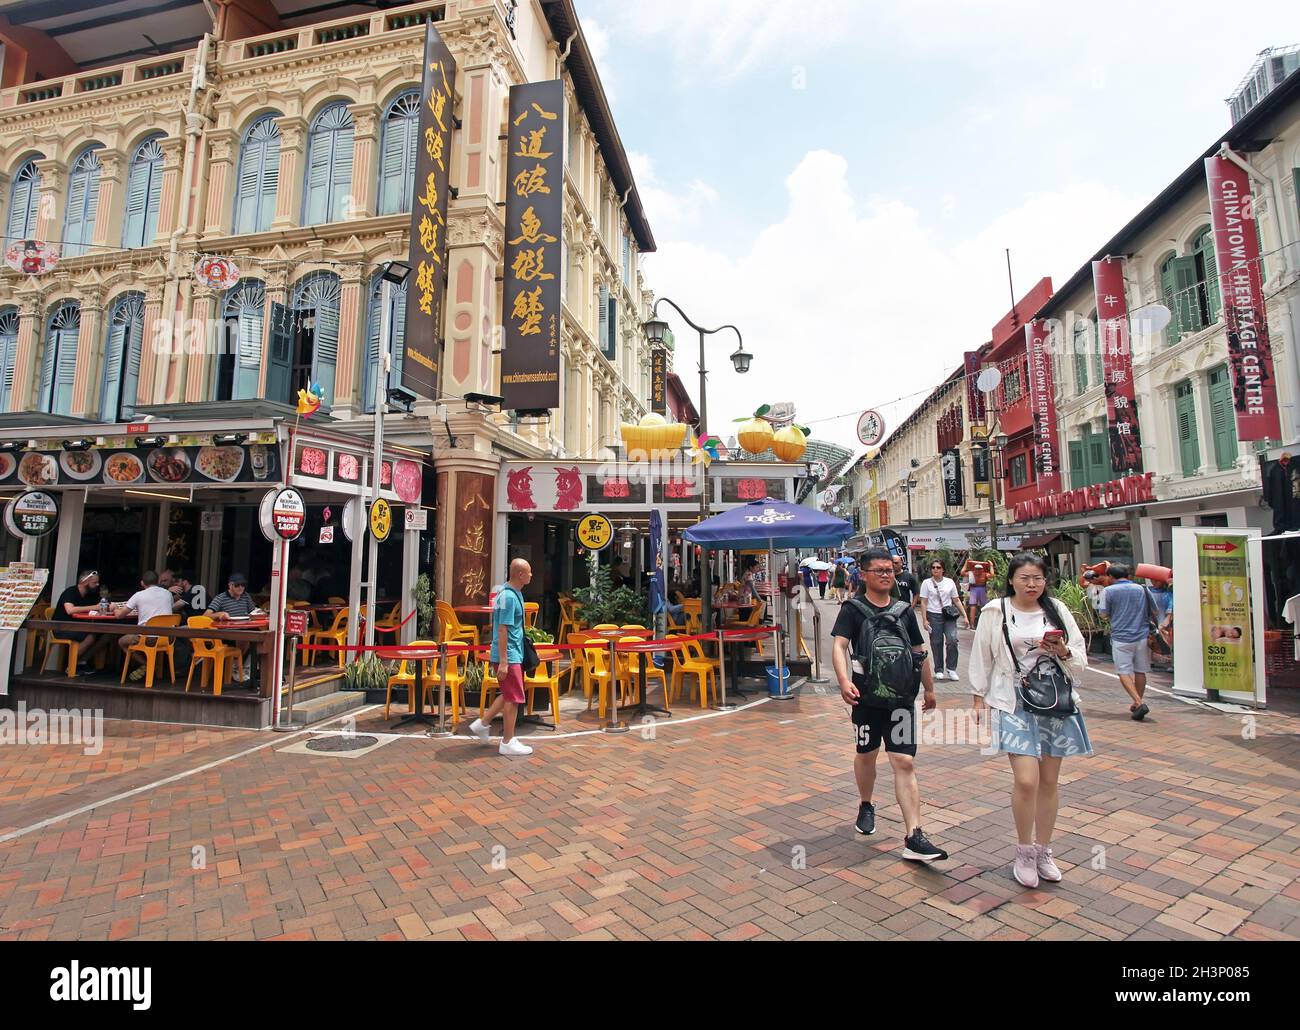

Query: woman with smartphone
<box><xmin>967</xmin><ymin>552</ymin><xmax>1091</xmax><ymax>888</ymax></box>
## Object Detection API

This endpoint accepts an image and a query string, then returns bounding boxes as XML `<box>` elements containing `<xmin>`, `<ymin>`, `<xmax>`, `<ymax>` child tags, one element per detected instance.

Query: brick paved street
<box><xmin>1</xmin><ymin>599</ymin><xmax>1297</xmax><ymax>941</ymax></box>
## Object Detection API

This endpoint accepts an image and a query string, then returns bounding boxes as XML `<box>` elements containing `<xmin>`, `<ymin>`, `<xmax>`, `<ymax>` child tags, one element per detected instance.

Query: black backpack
<box><xmin>847</xmin><ymin>599</ymin><xmax>920</xmax><ymax>707</ymax></box>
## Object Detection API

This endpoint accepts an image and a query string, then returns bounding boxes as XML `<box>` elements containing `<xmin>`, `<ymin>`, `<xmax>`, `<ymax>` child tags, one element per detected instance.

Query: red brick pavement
<box><xmin>1</xmin><ymin>607</ymin><xmax>1297</xmax><ymax>941</ymax></box>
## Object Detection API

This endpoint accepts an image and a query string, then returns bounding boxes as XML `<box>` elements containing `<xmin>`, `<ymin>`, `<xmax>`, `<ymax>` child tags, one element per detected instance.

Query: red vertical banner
<box><xmin>1205</xmin><ymin>153</ymin><xmax>1281</xmax><ymax>441</ymax></box>
<box><xmin>1024</xmin><ymin>319</ymin><xmax>1062</xmax><ymax>493</ymax></box>
<box><xmin>964</xmin><ymin>351</ymin><xmax>986</xmax><ymax>427</ymax></box>
<box><xmin>1092</xmin><ymin>258</ymin><xmax>1144</xmax><ymax>474</ymax></box>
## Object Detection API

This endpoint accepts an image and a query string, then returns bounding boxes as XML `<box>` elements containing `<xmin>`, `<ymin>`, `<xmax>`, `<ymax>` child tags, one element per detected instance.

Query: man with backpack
<box><xmin>832</xmin><ymin>548</ymin><xmax>947</xmax><ymax>862</ymax></box>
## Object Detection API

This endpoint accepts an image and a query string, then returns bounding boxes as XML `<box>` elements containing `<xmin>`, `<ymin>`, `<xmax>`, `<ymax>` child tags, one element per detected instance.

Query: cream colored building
<box><xmin>0</xmin><ymin>0</ymin><xmax>658</xmax><ymax>601</ymax></box>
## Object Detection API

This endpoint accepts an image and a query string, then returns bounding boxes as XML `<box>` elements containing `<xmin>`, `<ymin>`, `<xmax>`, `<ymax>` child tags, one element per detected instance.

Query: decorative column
<box><xmin>334</xmin><ymin>261</ymin><xmax>365</xmax><ymax>412</ymax></box>
<box><xmin>347</xmin><ymin>101</ymin><xmax>381</xmax><ymax>219</ymax></box>
<box><xmin>137</xmin><ymin>274</ymin><xmax>167</xmax><ymax>407</ymax></box>
<box><xmin>32</xmin><ymin>159</ymin><xmax>65</xmax><ymax>242</ymax></box>
<box><xmin>71</xmin><ymin>297</ymin><xmax>105</xmax><ymax>418</ymax></box>
<box><xmin>198</xmin><ymin>130</ymin><xmax>233</xmax><ymax>240</ymax></box>
<box><xmin>431</xmin><ymin>447</ymin><xmax>501</xmax><ymax>606</ymax></box>
<box><xmin>445</xmin><ymin>210</ymin><xmax>504</xmax><ymax>399</ymax></box>
<box><xmin>89</xmin><ymin>149</ymin><xmax>126</xmax><ymax>251</ymax></box>
<box><xmin>9</xmin><ymin>296</ymin><xmax>41</xmax><ymax>411</ymax></box>
<box><xmin>271</xmin><ymin>116</ymin><xmax>308</xmax><ymax>230</ymax></box>
<box><xmin>184</xmin><ymin>285</ymin><xmax>218</xmax><ymax>402</ymax></box>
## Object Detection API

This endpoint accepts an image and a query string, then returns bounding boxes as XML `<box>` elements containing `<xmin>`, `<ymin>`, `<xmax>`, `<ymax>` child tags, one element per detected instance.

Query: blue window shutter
<box><xmin>101</xmin><ymin>294</ymin><xmax>145</xmax><ymax>420</ymax></box>
<box><xmin>45</xmin><ymin>304</ymin><xmax>81</xmax><ymax>415</ymax></box>
<box><xmin>6</xmin><ymin>162</ymin><xmax>40</xmax><ymax>242</ymax></box>
<box><xmin>234</xmin><ymin>118</ymin><xmax>280</xmax><ymax>234</ymax></box>
<box><xmin>122</xmin><ymin>138</ymin><xmax>163</xmax><ymax>247</ymax></box>
<box><xmin>392</xmin><ymin>280</ymin><xmax>407</xmax><ymax>382</ymax></box>
<box><xmin>303</xmin><ymin>130</ymin><xmax>331</xmax><ymax>225</ymax></box>
<box><xmin>303</xmin><ymin>105</ymin><xmax>354</xmax><ymax>225</ymax></box>
<box><xmin>378</xmin><ymin>93</ymin><xmax>419</xmax><ymax>215</ymax></box>
<box><xmin>315</xmin><ymin>295</ymin><xmax>340</xmax><ymax>401</ymax></box>
<box><xmin>63</xmin><ymin>150</ymin><xmax>101</xmax><ymax>257</ymax></box>
<box><xmin>224</xmin><ymin>280</ymin><xmax>267</xmax><ymax>400</ymax></box>
<box><xmin>0</xmin><ymin>309</ymin><xmax>18</xmax><ymax>411</ymax></box>
<box><xmin>101</xmin><ymin>320</ymin><xmax>126</xmax><ymax>419</ymax></box>
<box><xmin>598</xmin><ymin>285</ymin><xmax>608</xmax><ymax>358</ymax></box>
<box><xmin>363</xmin><ymin>279</ymin><xmax>381</xmax><ymax>411</ymax></box>
<box><xmin>330</xmin><ymin>122</ymin><xmax>355</xmax><ymax>222</ymax></box>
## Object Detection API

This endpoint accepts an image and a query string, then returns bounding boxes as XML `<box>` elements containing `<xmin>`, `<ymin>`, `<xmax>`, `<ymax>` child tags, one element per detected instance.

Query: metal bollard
<box><xmin>274</xmin><ymin>632</ymin><xmax>299</xmax><ymax>732</ymax></box>
<box><xmin>429</xmin><ymin>642</ymin><xmax>454</xmax><ymax>738</ymax></box>
<box><xmin>603</xmin><ymin>638</ymin><xmax>629</xmax><ymax>733</ymax></box>
<box><xmin>811</xmin><ymin>608</ymin><xmax>829</xmax><ymax>682</ymax></box>
<box><xmin>713</xmin><ymin>628</ymin><xmax>735</xmax><ymax>710</ymax></box>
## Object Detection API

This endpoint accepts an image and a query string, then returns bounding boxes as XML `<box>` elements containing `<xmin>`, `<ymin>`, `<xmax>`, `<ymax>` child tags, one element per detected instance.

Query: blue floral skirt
<box><xmin>991</xmin><ymin>702</ymin><xmax>1093</xmax><ymax>758</ymax></box>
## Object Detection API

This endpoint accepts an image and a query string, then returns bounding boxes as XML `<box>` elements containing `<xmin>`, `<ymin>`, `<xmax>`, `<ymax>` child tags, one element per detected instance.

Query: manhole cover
<box><xmin>305</xmin><ymin>735</ymin><xmax>379</xmax><ymax>753</ymax></box>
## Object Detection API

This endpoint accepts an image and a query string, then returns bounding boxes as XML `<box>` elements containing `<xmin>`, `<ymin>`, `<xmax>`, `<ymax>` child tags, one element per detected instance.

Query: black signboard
<box><xmin>972</xmin><ymin>442</ymin><xmax>990</xmax><ymax>485</ymax></box>
<box><xmin>403</xmin><ymin>24</ymin><xmax>457</xmax><ymax>399</ymax></box>
<box><xmin>650</xmin><ymin>349</ymin><xmax>667</xmax><ymax>414</ymax></box>
<box><xmin>941</xmin><ymin>449</ymin><xmax>964</xmax><ymax>508</ymax></box>
<box><xmin>501</xmin><ymin>80</ymin><xmax>564</xmax><ymax>411</ymax></box>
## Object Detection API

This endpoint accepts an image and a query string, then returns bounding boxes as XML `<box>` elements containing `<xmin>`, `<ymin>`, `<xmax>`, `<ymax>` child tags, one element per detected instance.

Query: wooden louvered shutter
<box><xmin>0</xmin><ymin>311</ymin><xmax>17</xmax><ymax>411</ymax></box>
<box><xmin>1208</xmin><ymin>365</ymin><xmax>1237</xmax><ymax>471</ymax></box>
<box><xmin>379</xmin><ymin>108</ymin><xmax>413</xmax><ymax>214</ymax></box>
<box><xmin>122</xmin><ymin>157</ymin><xmax>150</xmax><ymax>247</ymax></box>
<box><xmin>1068</xmin><ymin>439</ymin><xmax>1085</xmax><ymax>489</ymax></box>
<box><xmin>1175</xmin><ymin>382</ymin><xmax>1200</xmax><ymax>477</ymax></box>
<box><xmin>1197</xmin><ymin>232</ymin><xmax>1221</xmax><ymax>325</ymax></box>
<box><xmin>330</xmin><ymin>120</ymin><xmax>355</xmax><ymax>222</ymax></box>
<box><xmin>63</xmin><ymin>172</ymin><xmax>88</xmax><ymax>257</ymax></box>
<box><xmin>303</xmin><ymin>127</ymin><xmax>332</xmax><ymax>226</ymax></box>
<box><xmin>122</xmin><ymin>301</ymin><xmax>143</xmax><ymax>418</ymax></box>
<box><xmin>363</xmin><ymin>281</ymin><xmax>382</xmax><ymax>411</ymax></box>
<box><xmin>101</xmin><ymin>317</ymin><xmax>126</xmax><ymax>419</ymax></box>
<box><xmin>314</xmin><ymin>290</ymin><xmax>340</xmax><ymax>402</ymax></box>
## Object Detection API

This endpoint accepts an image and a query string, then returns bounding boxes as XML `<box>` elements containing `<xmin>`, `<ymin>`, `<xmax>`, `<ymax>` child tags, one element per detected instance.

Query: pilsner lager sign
<box><xmin>1197</xmin><ymin>534</ymin><xmax>1254</xmax><ymax>695</ymax></box>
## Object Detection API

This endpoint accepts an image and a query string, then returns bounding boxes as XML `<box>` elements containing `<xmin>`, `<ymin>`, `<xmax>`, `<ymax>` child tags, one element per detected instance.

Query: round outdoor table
<box><xmin>614</xmin><ymin>637</ymin><xmax>682</xmax><ymax>719</ymax></box>
<box><xmin>377</xmin><ymin>642</ymin><xmax>470</xmax><ymax>730</ymax></box>
<box><xmin>718</xmin><ymin>625</ymin><xmax>776</xmax><ymax>699</ymax></box>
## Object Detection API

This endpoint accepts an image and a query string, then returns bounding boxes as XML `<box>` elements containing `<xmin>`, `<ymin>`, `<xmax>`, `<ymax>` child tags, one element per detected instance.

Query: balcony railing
<box><xmin>3</xmin><ymin>52</ymin><xmax>193</xmax><ymax>110</ymax></box>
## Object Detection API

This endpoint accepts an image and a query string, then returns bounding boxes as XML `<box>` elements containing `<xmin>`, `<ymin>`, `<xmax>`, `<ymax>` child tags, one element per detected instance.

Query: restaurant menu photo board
<box><xmin>292</xmin><ymin>444</ymin><xmax>424</xmax><ymax>505</ymax></box>
<box><xmin>0</xmin><ymin>564</ymin><xmax>49</xmax><ymax>631</ymax></box>
<box><xmin>0</xmin><ymin>442</ymin><xmax>278</xmax><ymax>489</ymax></box>
<box><xmin>501</xmin><ymin>80</ymin><xmax>564</xmax><ymax>412</ymax></box>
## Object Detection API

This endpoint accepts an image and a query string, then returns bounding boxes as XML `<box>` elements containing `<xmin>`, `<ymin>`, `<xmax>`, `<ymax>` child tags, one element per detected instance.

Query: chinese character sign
<box><xmin>1204</xmin><ymin>153</ymin><xmax>1281</xmax><ymax>441</ymax></box>
<box><xmin>1024</xmin><ymin>319</ymin><xmax>1062</xmax><ymax>494</ymax></box>
<box><xmin>402</xmin><ymin>24</ymin><xmax>457</xmax><ymax>400</ymax></box>
<box><xmin>502</xmin><ymin>80</ymin><xmax>564</xmax><ymax>411</ymax></box>
<box><xmin>650</xmin><ymin>348</ymin><xmax>667</xmax><ymax>414</ymax></box>
<box><xmin>1091</xmin><ymin>258</ymin><xmax>1144</xmax><ymax>475</ymax></box>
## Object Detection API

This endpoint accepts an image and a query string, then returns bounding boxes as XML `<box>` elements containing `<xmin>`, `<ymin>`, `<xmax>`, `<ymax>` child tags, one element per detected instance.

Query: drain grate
<box><xmin>305</xmin><ymin>734</ymin><xmax>379</xmax><ymax>753</ymax></box>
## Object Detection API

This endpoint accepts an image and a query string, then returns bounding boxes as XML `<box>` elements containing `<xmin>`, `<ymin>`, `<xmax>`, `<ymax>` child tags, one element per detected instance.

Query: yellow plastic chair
<box><xmin>185</xmin><ymin>615</ymin><xmax>243</xmax><ymax>696</ymax></box>
<box><xmin>374</xmin><ymin>604</ymin><xmax>403</xmax><ymax>640</ymax></box>
<box><xmin>526</xmin><ymin>647</ymin><xmax>563</xmax><ymax>727</ymax></box>
<box><xmin>524</xmin><ymin>602</ymin><xmax>539</xmax><ymax>628</ymax></box>
<box><xmin>561</xmin><ymin>632</ymin><xmax>594</xmax><ymax>698</ymax></box>
<box><xmin>479</xmin><ymin>660</ymin><xmax>499</xmax><ymax>719</ymax></box>
<box><xmin>726</xmin><ymin>601</ymin><xmax>768</xmax><ymax>656</ymax></box>
<box><xmin>121</xmin><ymin>614</ymin><xmax>180</xmax><ymax>688</ymax></box>
<box><xmin>385</xmin><ymin>639</ymin><xmax>437</xmax><ymax>719</ymax></box>
<box><xmin>673</xmin><ymin>638</ymin><xmax>718</xmax><ymax>708</ymax></box>
<box><xmin>556</xmin><ymin>597</ymin><xmax>581</xmax><ymax>641</ymax></box>
<box><xmin>423</xmin><ymin>648</ymin><xmax>467</xmax><ymax>726</ymax></box>
<box><xmin>436</xmin><ymin>600</ymin><xmax>480</xmax><ymax>647</ymax></box>
<box><xmin>584</xmin><ymin>642</ymin><xmax>622</xmax><ymax>719</ymax></box>
<box><xmin>305</xmin><ymin>608</ymin><xmax>350</xmax><ymax>668</ymax></box>
<box><xmin>617</xmin><ymin>637</ymin><xmax>668</xmax><ymax>709</ymax></box>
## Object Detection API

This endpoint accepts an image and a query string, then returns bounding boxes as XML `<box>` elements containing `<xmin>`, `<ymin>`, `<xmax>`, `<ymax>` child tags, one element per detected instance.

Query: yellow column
<box><xmin>156</xmin><ymin>135</ymin><xmax>187</xmax><ymax>242</ymax></box>
<box><xmin>271</xmin><ymin>116</ymin><xmax>307</xmax><ymax>230</ymax></box>
<box><xmin>348</xmin><ymin>102</ymin><xmax>380</xmax><ymax>219</ymax></box>
<box><xmin>335</xmin><ymin>264</ymin><xmax>364</xmax><ymax>409</ymax></box>
<box><xmin>89</xmin><ymin>149</ymin><xmax>125</xmax><ymax>252</ymax></box>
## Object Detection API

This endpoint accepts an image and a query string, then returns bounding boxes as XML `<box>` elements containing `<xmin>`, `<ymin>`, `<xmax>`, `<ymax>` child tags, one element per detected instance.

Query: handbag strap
<box><xmin>999</xmin><ymin>596</ymin><xmax>1023</xmax><ymax>674</ymax></box>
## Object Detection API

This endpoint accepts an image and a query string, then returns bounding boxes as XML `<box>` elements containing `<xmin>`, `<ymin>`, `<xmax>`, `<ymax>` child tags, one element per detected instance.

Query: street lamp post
<box><xmin>643</xmin><ymin>299</ymin><xmax>751</xmax><ymax>631</ymax></box>
<box><xmin>986</xmin><ymin>433</ymin><xmax>1009</xmax><ymax>552</ymax></box>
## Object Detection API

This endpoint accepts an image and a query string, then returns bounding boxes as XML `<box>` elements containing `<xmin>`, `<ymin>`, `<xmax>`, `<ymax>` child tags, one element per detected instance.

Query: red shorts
<box><xmin>498</xmin><ymin>663</ymin><xmax>526</xmax><ymax>705</ymax></box>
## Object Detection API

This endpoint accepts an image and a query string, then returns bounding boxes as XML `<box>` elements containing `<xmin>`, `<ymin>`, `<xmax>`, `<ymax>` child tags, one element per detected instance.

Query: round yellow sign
<box><xmin>576</xmin><ymin>513</ymin><xmax>613</xmax><ymax>550</ymax></box>
<box><xmin>370</xmin><ymin>498</ymin><xmax>392</xmax><ymax>542</ymax></box>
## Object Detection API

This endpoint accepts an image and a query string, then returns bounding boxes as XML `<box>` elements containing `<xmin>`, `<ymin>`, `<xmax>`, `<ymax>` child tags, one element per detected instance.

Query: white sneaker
<box><xmin>498</xmin><ymin>738</ymin><xmax>533</xmax><ymax>757</ymax></box>
<box><xmin>468</xmin><ymin>718</ymin><xmax>491</xmax><ymax>744</ymax></box>
<box><xmin>947</xmin><ymin>671</ymin><xmax>960</xmax><ymax>681</ymax></box>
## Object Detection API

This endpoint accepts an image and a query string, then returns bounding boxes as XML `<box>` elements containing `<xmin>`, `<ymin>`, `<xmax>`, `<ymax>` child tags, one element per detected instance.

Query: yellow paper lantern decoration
<box><xmin>620</xmin><ymin>412</ymin><xmax>688</xmax><ymax>459</ymax></box>
<box><xmin>736</xmin><ymin>417</ymin><xmax>774</xmax><ymax>455</ymax></box>
<box><xmin>771</xmin><ymin>425</ymin><xmax>807</xmax><ymax>462</ymax></box>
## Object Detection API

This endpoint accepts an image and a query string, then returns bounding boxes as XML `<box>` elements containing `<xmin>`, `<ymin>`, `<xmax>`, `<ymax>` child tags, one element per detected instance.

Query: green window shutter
<box><xmin>1068</xmin><ymin>439</ymin><xmax>1085</xmax><ymax>489</ymax></box>
<box><xmin>1072</xmin><ymin>321</ymin><xmax>1088</xmax><ymax>394</ymax></box>
<box><xmin>1163</xmin><ymin>256</ymin><xmax>1199</xmax><ymax>343</ymax></box>
<box><xmin>1175</xmin><ymin>381</ymin><xmax>1200</xmax><ymax>477</ymax></box>
<box><xmin>1194</xmin><ymin>229</ymin><xmax>1221</xmax><ymax>325</ymax></box>
<box><xmin>1208</xmin><ymin>365</ymin><xmax>1237</xmax><ymax>471</ymax></box>
<box><xmin>1088</xmin><ymin>431</ymin><xmax>1107</xmax><ymax>485</ymax></box>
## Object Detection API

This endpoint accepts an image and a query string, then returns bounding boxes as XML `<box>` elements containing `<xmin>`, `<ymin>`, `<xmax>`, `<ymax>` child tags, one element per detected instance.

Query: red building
<box><xmin>985</xmin><ymin>278</ymin><xmax>1054</xmax><ymax>512</ymax></box>
<box><xmin>666</xmin><ymin>372</ymin><xmax>701</xmax><ymax>431</ymax></box>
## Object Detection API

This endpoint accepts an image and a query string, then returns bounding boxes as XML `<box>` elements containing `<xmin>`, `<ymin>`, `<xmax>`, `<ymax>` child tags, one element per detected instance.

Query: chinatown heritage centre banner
<box><xmin>1024</xmin><ymin>319</ymin><xmax>1062</xmax><ymax>494</ymax></box>
<box><xmin>1197</xmin><ymin>534</ymin><xmax>1254</xmax><ymax>695</ymax></box>
<box><xmin>501</xmin><ymin>80</ymin><xmax>564</xmax><ymax>411</ymax></box>
<box><xmin>1091</xmin><ymin>258</ymin><xmax>1143</xmax><ymax>474</ymax></box>
<box><xmin>1204</xmin><ymin>152</ymin><xmax>1281</xmax><ymax>441</ymax></box>
<box><xmin>402</xmin><ymin>24</ymin><xmax>457</xmax><ymax>399</ymax></box>
<box><xmin>963</xmin><ymin>351</ymin><xmax>986</xmax><ymax>427</ymax></box>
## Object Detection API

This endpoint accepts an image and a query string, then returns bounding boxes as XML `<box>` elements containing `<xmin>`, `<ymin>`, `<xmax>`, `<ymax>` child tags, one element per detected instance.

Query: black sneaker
<box><xmin>1132</xmin><ymin>703</ymin><xmax>1149</xmax><ymax>721</ymax></box>
<box><xmin>855</xmin><ymin>801</ymin><xmax>876</xmax><ymax>836</ymax></box>
<box><xmin>902</xmin><ymin>828</ymin><xmax>948</xmax><ymax>862</ymax></box>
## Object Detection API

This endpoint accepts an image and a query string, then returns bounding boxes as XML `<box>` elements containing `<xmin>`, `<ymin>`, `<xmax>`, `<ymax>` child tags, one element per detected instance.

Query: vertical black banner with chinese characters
<box><xmin>402</xmin><ymin>24</ymin><xmax>456</xmax><ymax>400</ymax></box>
<box><xmin>650</xmin><ymin>348</ymin><xmax>667</xmax><ymax>413</ymax></box>
<box><xmin>502</xmin><ymin>80</ymin><xmax>564</xmax><ymax>411</ymax></box>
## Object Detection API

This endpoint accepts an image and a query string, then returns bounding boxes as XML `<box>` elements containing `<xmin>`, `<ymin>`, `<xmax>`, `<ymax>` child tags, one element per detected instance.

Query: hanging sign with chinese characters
<box><xmin>1204</xmin><ymin>152</ymin><xmax>1281</xmax><ymax>442</ymax></box>
<box><xmin>501</xmin><ymin>80</ymin><xmax>564</xmax><ymax>412</ymax></box>
<box><xmin>650</xmin><ymin>349</ymin><xmax>667</xmax><ymax>414</ymax></box>
<box><xmin>1092</xmin><ymin>258</ymin><xmax>1144</xmax><ymax>475</ymax></box>
<box><xmin>1024</xmin><ymin>319</ymin><xmax>1063</xmax><ymax>494</ymax></box>
<box><xmin>402</xmin><ymin>23</ymin><xmax>457</xmax><ymax>400</ymax></box>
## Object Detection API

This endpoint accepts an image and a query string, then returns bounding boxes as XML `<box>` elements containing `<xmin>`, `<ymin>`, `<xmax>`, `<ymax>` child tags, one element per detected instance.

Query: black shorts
<box><xmin>851</xmin><ymin>703</ymin><xmax>918</xmax><ymax>756</ymax></box>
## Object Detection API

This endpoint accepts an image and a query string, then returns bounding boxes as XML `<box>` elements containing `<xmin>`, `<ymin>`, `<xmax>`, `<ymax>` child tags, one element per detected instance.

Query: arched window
<box><xmin>40</xmin><ymin>302</ymin><xmax>80</xmax><ymax>415</ymax></box>
<box><xmin>62</xmin><ymin>148</ymin><xmax>102</xmax><ymax>257</ymax></box>
<box><xmin>378</xmin><ymin>91</ymin><xmax>420</xmax><ymax>215</ymax></box>
<box><xmin>291</xmin><ymin>272</ymin><xmax>342</xmax><ymax>401</ymax></box>
<box><xmin>1088</xmin><ymin>308</ymin><xmax>1102</xmax><ymax>386</ymax></box>
<box><xmin>101</xmin><ymin>293</ymin><xmax>145</xmax><ymax>421</ymax></box>
<box><xmin>218</xmin><ymin>279</ymin><xmax>266</xmax><ymax>400</ymax></box>
<box><xmin>5</xmin><ymin>159</ymin><xmax>42</xmax><ymax>243</ymax></box>
<box><xmin>0</xmin><ymin>307</ymin><xmax>18</xmax><ymax>411</ymax></box>
<box><xmin>122</xmin><ymin>136</ymin><xmax>164</xmax><ymax>248</ymax></box>
<box><xmin>1191</xmin><ymin>225</ymin><xmax>1221</xmax><ymax>327</ymax></box>
<box><xmin>302</xmin><ymin>103</ymin><xmax>354</xmax><ymax>225</ymax></box>
<box><xmin>362</xmin><ymin>270</ymin><xmax>408</xmax><ymax>410</ymax></box>
<box><xmin>1071</xmin><ymin>312</ymin><xmax>1091</xmax><ymax>394</ymax></box>
<box><xmin>1159</xmin><ymin>251</ymin><xmax>1190</xmax><ymax>345</ymax></box>
<box><xmin>233</xmin><ymin>116</ymin><xmax>281</xmax><ymax>234</ymax></box>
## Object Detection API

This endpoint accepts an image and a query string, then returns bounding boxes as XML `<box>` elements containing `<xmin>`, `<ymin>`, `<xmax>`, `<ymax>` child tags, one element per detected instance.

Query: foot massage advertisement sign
<box><xmin>1197</xmin><ymin>534</ymin><xmax>1254</xmax><ymax>697</ymax></box>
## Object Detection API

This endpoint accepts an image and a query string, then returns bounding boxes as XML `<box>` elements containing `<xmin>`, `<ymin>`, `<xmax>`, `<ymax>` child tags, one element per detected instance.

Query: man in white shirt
<box><xmin>114</xmin><ymin>571</ymin><xmax>176</xmax><ymax>682</ymax></box>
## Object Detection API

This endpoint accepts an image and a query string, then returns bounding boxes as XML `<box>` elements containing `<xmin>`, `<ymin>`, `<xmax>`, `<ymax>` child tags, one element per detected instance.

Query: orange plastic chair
<box><xmin>121</xmin><ymin>614</ymin><xmax>180</xmax><ymax>688</ymax></box>
<box><xmin>185</xmin><ymin>615</ymin><xmax>243</xmax><ymax>695</ymax></box>
<box><xmin>436</xmin><ymin>600</ymin><xmax>480</xmax><ymax>647</ymax></box>
<box><xmin>26</xmin><ymin>604</ymin><xmax>53</xmax><ymax>668</ymax></box>
<box><xmin>423</xmin><ymin>648</ymin><xmax>467</xmax><ymax>726</ymax></box>
<box><xmin>524</xmin><ymin>602</ymin><xmax>539</xmax><ymax>628</ymax></box>
<box><xmin>385</xmin><ymin>640</ymin><xmax>437</xmax><ymax>719</ymax></box>
<box><xmin>526</xmin><ymin>647</ymin><xmax>563</xmax><ymax>727</ymax></box>
<box><xmin>673</xmin><ymin>638</ymin><xmax>718</xmax><ymax>708</ymax></box>
<box><xmin>305</xmin><ymin>608</ymin><xmax>350</xmax><ymax>667</ymax></box>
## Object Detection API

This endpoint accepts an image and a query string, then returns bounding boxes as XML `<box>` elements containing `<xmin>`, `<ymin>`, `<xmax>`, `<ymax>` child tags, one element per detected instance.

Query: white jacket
<box><xmin>967</xmin><ymin>596</ymin><xmax>1088</xmax><ymax>715</ymax></box>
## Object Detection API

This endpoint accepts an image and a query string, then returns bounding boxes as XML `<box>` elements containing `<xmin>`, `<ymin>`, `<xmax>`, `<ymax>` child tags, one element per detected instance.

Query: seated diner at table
<box><xmin>113</xmin><ymin>571</ymin><xmax>178</xmax><ymax>681</ymax></box>
<box><xmin>55</xmin><ymin>569</ymin><xmax>113</xmax><ymax>671</ymax></box>
<box><xmin>205</xmin><ymin>573</ymin><xmax>258</xmax><ymax>682</ymax></box>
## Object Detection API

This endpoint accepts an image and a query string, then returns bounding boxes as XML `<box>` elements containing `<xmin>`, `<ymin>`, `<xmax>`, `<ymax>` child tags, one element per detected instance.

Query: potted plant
<box><xmin>413</xmin><ymin>573</ymin><xmax>434</xmax><ymax>638</ymax></box>
<box><xmin>343</xmin><ymin>653</ymin><xmax>391</xmax><ymax>693</ymax></box>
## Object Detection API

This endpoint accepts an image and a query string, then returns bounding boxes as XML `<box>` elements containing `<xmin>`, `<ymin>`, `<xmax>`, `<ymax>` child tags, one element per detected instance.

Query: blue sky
<box><xmin>574</xmin><ymin>0</ymin><xmax>1295</xmax><ymax>454</ymax></box>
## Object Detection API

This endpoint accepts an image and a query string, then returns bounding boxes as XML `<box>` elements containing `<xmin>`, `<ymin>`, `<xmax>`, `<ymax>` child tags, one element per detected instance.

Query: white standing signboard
<box><xmin>0</xmin><ymin>563</ymin><xmax>51</xmax><ymax>696</ymax></box>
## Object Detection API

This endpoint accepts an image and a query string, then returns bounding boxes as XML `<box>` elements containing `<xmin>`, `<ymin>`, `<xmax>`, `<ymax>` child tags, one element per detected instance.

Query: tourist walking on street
<box><xmin>968</xmin><ymin>552</ymin><xmax>1091</xmax><ymax>888</ymax></box>
<box><xmin>891</xmin><ymin>555</ymin><xmax>920</xmax><ymax>607</ymax></box>
<box><xmin>816</xmin><ymin>565</ymin><xmax>830</xmax><ymax>600</ymax></box>
<box><xmin>920</xmin><ymin>559</ymin><xmax>969</xmax><ymax>680</ymax></box>
<box><xmin>469</xmin><ymin>558</ymin><xmax>533</xmax><ymax>756</ymax></box>
<box><xmin>1098</xmin><ymin>563</ymin><xmax>1154</xmax><ymax>720</ymax></box>
<box><xmin>830</xmin><ymin>561</ymin><xmax>849</xmax><ymax>603</ymax></box>
<box><xmin>832</xmin><ymin>548</ymin><xmax>947</xmax><ymax>863</ymax></box>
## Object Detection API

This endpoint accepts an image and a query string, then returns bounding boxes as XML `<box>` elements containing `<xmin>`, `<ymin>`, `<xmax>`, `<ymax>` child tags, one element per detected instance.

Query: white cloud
<box><xmin>628</xmin><ymin>151</ymin><xmax>720</xmax><ymax>234</ymax></box>
<box><xmin>642</xmin><ymin>150</ymin><xmax>1144</xmax><ymax>453</ymax></box>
